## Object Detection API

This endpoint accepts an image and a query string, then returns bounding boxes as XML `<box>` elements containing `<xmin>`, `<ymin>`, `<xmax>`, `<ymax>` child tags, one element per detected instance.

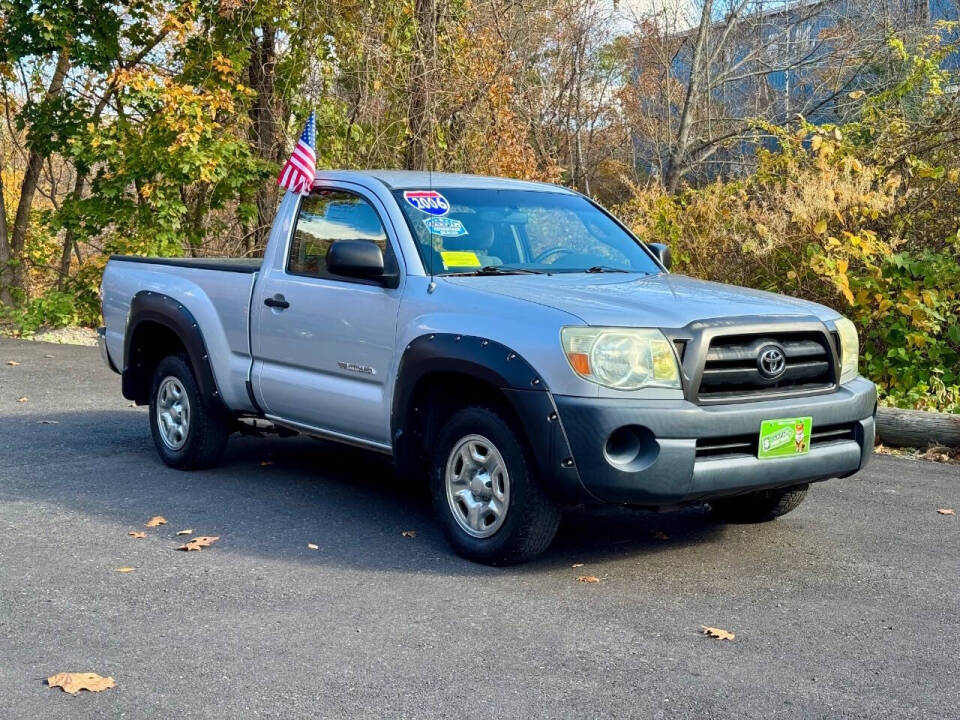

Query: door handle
<box><xmin>264</xmin><ymin>294</ymin><xmax>290</xmax><ymax>309</ymax></box>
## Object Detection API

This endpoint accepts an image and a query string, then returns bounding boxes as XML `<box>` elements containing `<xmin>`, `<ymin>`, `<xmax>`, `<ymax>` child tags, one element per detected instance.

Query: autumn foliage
<box><xmin>616</xmin><ymin>31</ymin><xmax>960</xmax><ymax>412</ymax></box>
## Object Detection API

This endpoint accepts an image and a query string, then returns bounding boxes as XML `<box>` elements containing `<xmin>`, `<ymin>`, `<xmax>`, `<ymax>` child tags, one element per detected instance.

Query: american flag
<box><xmin>277</xmin><ymin>111</ymin><xmax>316</xmax><ymax>194</ymax></box>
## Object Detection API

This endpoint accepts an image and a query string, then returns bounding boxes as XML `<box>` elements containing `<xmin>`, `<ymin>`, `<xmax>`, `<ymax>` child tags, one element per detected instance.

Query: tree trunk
<box><xmin>246</xmin><ymin>22</ymin><xmax>283</xmax><ymax>255</ymax></box>
<box><xmin>664</xmin><ymin>0</ymin><xmax>712</xmax><ymax>192</ymax></box>
<box><xmin>405</xmin><ymin>0</ymin><xmax>437</xmax><ymax>170</ymax></box>
<box><xmin>876</xmin><ymin>407</ymin><xmax>960</xmax><ymax>449</ymax></box>
<box><xmin>573</xmin><ymin>36</ymin><xmax>590</xmax><ymax>195</ymax></box>
<box><xmin>58</xmin><ymin>65</ymin><xmax>125</xmax><ymax>287</ymax></box>
<box><xmin>7</xmin><ymin>47</ymin><xmax>72</xmax><ymax>299</ymax></box>
<box><xmin>0</xmin><ymin>171</ymin><xmax>12</xmax><ymax>306</ymax></box>
<box><xmin>56</xmin><ymin>169</ymin><xmax>87</xmax><ymax>286</ymax></box>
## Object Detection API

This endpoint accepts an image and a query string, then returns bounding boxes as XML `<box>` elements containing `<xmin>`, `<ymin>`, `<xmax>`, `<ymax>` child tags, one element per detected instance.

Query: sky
<box><xmin>611</xmin><ymin>0</ymin><xmax>699</xmax><ymax>32</ymax></box>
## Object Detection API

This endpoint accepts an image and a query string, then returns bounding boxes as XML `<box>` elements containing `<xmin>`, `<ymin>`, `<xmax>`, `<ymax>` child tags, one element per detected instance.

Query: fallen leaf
<box><xmin>651</xmin><ymin>530</ymin><xmax>670</xmax><ymax>541</ymax></box>
<box><xmin>175</xmin><ymin>529</ymin><xmax>194</xmax><ymax>536</ymax></box>
<box><xmin>177</xmin><ymin>535</ymin><xmax>219</xmax><ymax>551</ymax></box>
<box><xmin>401</xmin><ymin>530</ymin><xmax>416</xmax><ymax>538</ymax></box>
<box><xmin>307</xmin><ymin>543</ymin><xmax>319</xmax><ymax>550</ymax></box>
<box><xmin>571</xmin><ymin>563</ymin><xmax>584</xmax><ymax>568</ymax></box>
<box><xmin>145</xmin><ymin>515</ymin><xmax>167</xmax><ymax>528</ymax></box>
<box><xmin>128</xmin><ymin>531</ymin><xmax>145</xmax><ymax>539</ymax></box>
<box><xmin>47</xmin><ymin>672</ymin><xmax>115</xmax><ymax>695</ymax></box>
<box><xmin>6</xmin><ymin>360</ymin><xmax>20</xmax><ymax>366</ymax></box>
<box><xmin>937</xmin><ymin>508</ymin><xmax>955</xmax><ymax>515</ymax></box>
<box><xmin>37</xmin><ymin>420</ymin><xmax>58</xmax><ymax>424</ymax></box>
<box><xmin>115</xmin><ymin>567</ymin><xmax>136</xmax><ymax>573</ymax></box>
<box><xmin>702</xmin><ymin>626</ymin><xmax>735</xmax><ymax>640</ymax></box>
<box><xmin>577</xmin><ymin>575</ymin><xmax>600</xmax><ymax>583</ymax></box>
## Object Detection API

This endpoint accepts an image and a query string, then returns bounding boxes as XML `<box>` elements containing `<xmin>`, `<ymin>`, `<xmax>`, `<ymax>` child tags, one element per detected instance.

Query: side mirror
<box><xmin>326</xmin><ymin>240</ymin><xmax>397</xmax><ymax>287</ymax></box>
<box><xmin>647</xmin><ymin>242</ymin><xmax>672</xmax><ymax>271</ymax></box>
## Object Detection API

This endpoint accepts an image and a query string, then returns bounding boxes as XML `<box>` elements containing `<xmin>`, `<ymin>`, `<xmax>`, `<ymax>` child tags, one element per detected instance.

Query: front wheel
<box><xmin>430</xmin><ymin>405</ymin><xmax>561</xmax><ymax>565</ymax></box>
<box><xmin>709</xmin><ymin>484</ymin><xmax>809</xmax><ymax>523</ymax></box>
<box><xmin>149</xmin><ymin>354</ymin><xmax>229</xmax><ymax>470</ymax></box>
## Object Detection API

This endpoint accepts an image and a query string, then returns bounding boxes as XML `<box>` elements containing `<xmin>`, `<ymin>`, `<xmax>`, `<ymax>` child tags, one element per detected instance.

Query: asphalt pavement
<box><xmin>1</xmin><ymin>337</ymin><xmax>958</xmax><ymax>719</ymax></box>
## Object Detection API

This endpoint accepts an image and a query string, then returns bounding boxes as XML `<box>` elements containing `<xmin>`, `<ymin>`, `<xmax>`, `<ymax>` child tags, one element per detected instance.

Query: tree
<box><xmin>0</xmin><ymin>167</ymin><xmax>9</xmax><ymax>305</ymax></box>
<box><xmin>0</xmin><ymin>45</ymin><xmax>70</xmax><ymax>304</ymax></box>
<box><xmin>0</xmin><ymin>0</ymin><xmax>175</xmax><ymax>301</ymax></box>
<box><xmin>405</xmin><ymin>0</ymin><xmax>437</xmax><ymax>170</ymax></box>
<box><xmin>626</xmin><ymin>0</ymin><xmax>906</xmax><ymax>189</ymax></box>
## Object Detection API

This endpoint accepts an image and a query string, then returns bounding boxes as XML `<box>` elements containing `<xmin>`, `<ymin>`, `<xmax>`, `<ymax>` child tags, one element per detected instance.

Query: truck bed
<box><xmin>102</xmin><ymin>255</ymin><xmax>262</xmax><ymax>414</ymax></box>
<box><xmin>109</xmin><ymin>255</ymin><xmax>261</xmax><ymax>273</ymax></box>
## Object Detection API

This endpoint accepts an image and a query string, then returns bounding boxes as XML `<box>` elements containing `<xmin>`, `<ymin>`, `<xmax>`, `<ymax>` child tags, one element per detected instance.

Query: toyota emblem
<box><xmin>757</xmin><ymin>344</ymin><xmax>787</xmax><ymax>379</ymax></box>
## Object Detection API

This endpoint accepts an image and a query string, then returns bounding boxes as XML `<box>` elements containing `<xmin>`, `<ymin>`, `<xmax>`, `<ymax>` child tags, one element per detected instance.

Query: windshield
<box><xmin>391</xmin><ymin>188</ymin><xmax>661</xmax><ymax>275</ymax></box>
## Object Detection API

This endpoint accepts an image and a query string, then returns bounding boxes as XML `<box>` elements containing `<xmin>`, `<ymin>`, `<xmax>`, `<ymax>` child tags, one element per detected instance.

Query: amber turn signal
<box><xmin>567</xmin><ymin>352</ymin><xmax>590</xmax><ymax>375</ymax></box>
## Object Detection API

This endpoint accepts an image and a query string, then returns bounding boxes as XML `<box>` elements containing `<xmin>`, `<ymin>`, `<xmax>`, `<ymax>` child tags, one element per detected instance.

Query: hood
<box><xmin>443</xmin><ymin>272</ymin><xmax>840</xmax><ymax>329</ymax></box>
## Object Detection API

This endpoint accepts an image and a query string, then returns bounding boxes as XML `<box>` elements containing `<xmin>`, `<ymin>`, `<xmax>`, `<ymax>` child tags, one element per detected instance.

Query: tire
<box><xmin>709</xmin><ymin>484</ymin><xmax>809</xmax><ymax>523</ymax></box>
<box><xmin>430</xmin><ymin>405</ymin><xmax>561</xmax><ymax>565</ymax></box>
<box><xmin>148</xmin><ymin>354</ymin><xmax>229</xmax><ymax>470</ymax></box>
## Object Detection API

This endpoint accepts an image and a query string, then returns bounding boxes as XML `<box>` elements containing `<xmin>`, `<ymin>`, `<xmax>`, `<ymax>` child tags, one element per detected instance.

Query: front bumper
<box><xmin>553</xmin><ymin>377</ymin><xmax>876</xmax><ymax>506</ymax></box>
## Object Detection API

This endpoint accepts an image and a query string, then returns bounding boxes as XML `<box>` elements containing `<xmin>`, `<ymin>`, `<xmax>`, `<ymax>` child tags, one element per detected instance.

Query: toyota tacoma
<box><xmin>99</xmin><ymin>171</ymin><xmax>876</xmax><ymax>564</ymax></box>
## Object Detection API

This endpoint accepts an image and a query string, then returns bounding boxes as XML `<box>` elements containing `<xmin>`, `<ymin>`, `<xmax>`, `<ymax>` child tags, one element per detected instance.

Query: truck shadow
<box><xmin>2</xmin><ymin>409</ymin><xmax>727</xmax><ymax>575</ymax></box>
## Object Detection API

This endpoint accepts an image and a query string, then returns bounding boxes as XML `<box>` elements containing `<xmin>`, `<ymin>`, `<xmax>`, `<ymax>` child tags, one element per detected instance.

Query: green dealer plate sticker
<box><xmin>758</xmin><ymin>417</ymin><xmax>813</xmax><ymax>460</ymax></box>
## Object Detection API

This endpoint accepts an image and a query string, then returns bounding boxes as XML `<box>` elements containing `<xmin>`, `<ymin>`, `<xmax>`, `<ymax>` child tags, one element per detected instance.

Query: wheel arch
<box><xmin>122</xmin><ymin>291</ymin><xmax>225</xmax><ymax>413</ymax></box>
<box><xmin>391</xmin><ymin>334</ymin><xmax>592</xmax><ymax>503</ymax></box>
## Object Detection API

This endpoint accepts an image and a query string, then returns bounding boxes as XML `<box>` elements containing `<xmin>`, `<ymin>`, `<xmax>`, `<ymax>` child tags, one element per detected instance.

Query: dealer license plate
<box><xmin>758</xmin><ymin>417</ymin><xmax>812</xmax><ymax>460</ymax></box>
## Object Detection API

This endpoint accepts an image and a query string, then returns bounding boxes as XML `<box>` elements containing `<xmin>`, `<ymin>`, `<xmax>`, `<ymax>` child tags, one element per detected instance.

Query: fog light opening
<box><xmin>604</xmin><ymin>425</ymin><xmax>659</xmax><ymax>472</ymax></box>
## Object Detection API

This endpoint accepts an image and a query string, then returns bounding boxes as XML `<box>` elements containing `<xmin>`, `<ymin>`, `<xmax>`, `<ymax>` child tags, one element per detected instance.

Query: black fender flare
<box><xmin>121</xmin><ymin>290</ymin><xmax>225</xmax><ymax>412</ymax></box>
<box><xmin>391</xmin><ymin>333</ymin><xmax>594</xmax><ymax>503</ymax></box>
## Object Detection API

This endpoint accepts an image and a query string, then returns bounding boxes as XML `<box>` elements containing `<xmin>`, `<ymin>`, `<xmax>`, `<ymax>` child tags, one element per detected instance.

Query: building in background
<box><xmin>626</xmin><ymin>0</ymin><xmax>960</xmax><ymax>183</ymax></box>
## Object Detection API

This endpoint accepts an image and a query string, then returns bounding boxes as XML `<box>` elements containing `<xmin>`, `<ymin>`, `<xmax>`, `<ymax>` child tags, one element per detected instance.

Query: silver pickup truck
<box><xmin>99</xmin><ymin>170</ymin><xmax>876</xmax><ymax>564</ymax></box>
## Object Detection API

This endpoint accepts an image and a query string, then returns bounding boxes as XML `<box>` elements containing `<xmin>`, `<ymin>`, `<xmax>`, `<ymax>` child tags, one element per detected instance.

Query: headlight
<box><xmin>834</xmin><ymin>317</ymin><xmax>859</xmax><ymax>383</ymax></box>
<box><xmin>561</xmin><ymin>327</ymin><xmax>681</xmax><ymax>391</ymax></box>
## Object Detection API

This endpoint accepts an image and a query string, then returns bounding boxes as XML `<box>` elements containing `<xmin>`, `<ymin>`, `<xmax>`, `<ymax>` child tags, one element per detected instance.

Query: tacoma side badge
<box><xmin>337</xmin><ymin>361</ymin><xmax>376</xmax><ymax>376</ymax></box>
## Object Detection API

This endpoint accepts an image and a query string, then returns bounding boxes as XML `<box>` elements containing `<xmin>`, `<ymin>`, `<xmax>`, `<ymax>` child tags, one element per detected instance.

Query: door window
<box><xmin>287</xmin><ymin>190</ymin><xmax>396</xmax><ymax>280</ymax></box>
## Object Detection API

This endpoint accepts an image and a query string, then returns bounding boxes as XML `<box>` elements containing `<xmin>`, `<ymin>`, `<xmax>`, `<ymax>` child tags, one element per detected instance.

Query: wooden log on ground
<box><xmin>876</xmin><ymin>407</ymin><xmax>960</xmax><ymax>449</ymax></box>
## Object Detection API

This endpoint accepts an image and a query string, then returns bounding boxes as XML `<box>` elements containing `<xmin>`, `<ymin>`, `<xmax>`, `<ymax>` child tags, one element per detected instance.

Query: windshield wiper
<box><xmin>444</xmin><ymin>266</ymin><xmax>549</xmax><ymax>277</ymax></box>
<box><xmin>584</xmin><ymin>265</ymin><xmax>630</xmax><ymax>273</ymax></box>
<box><xmin>481</xmin><ymin>265</ymin><xmax>548</xmax><ymax>275</ymax></box>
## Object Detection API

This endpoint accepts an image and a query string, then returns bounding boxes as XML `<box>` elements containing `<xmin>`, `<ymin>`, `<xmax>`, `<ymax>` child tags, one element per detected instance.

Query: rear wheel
<box><xmin>149</xmin><ymin>354</ymin><xmax>229</xmax><ymax>470</ymax></box>
<box><xmin>709</xmin><ymin>484</ymin><xmax>809</xmax><ymax>523</ymax></box>
<box><xmin>430</xmin><ymin>405</ymin><xmax>560</xmax><ymax>565</ymax></box>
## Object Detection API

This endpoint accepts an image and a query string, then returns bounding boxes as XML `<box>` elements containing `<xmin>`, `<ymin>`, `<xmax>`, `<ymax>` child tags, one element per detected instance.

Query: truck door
<box><xmin>251</xmin><ymin>186</ymin><xmax>402</xmax><ymax>450</ymax></box>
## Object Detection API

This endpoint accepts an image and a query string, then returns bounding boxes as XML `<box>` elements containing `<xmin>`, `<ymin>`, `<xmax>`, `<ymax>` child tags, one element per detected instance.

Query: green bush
<box><xmin>61</xmin><ymin>258</ymin><xmax>107</xmax><ymax>329</ymax></box>
<box><xmin>859</xmin><ymin>246</ymin><xmax>960</xmax><ymax>412</ymax></box>
<box><xmin>2</xmin><ymin>290</ymin><xmax>81</xmax><ymax>336</ymax></box>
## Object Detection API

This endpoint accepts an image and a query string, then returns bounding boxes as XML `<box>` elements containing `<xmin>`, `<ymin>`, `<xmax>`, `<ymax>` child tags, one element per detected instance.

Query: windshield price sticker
<box><xmin>423</xmin><ymin>216</ymin><xmax>468</xmax><ymax>237</ymax></box>
<box><xmin>441</xmin><ymin>250</ymin><xmax>481</xmax><ymax>268</ymax></box>
<box><xmin>404</xmin><ymin>190</ymin><xmax>450</xmax><ymax>215</ymax></box>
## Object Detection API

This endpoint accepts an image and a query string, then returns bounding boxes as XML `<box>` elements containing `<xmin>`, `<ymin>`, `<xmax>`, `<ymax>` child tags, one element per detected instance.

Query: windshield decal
<box><xmin>403</xmin><ymin>190</ymin><xmax>450</xmax><ymax>216</ymax></box>
<box><xmin>423</xmin><ymin>216</ymin><xmax>468</xmax><ymax>237</ymax></box>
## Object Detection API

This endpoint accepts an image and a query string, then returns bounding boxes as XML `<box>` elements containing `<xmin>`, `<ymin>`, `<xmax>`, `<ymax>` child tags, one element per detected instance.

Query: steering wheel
<box><xmin>532</xmin><ymin>247</ymin><xmax>576</xmax><ymax>264</ymax></box>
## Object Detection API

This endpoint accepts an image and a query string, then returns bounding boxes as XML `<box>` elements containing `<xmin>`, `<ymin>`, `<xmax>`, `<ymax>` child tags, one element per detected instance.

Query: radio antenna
<box><xmin>427</xmin><ymin>136</ymin><xmax>436</xmax><ymax>282</ymax></box>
